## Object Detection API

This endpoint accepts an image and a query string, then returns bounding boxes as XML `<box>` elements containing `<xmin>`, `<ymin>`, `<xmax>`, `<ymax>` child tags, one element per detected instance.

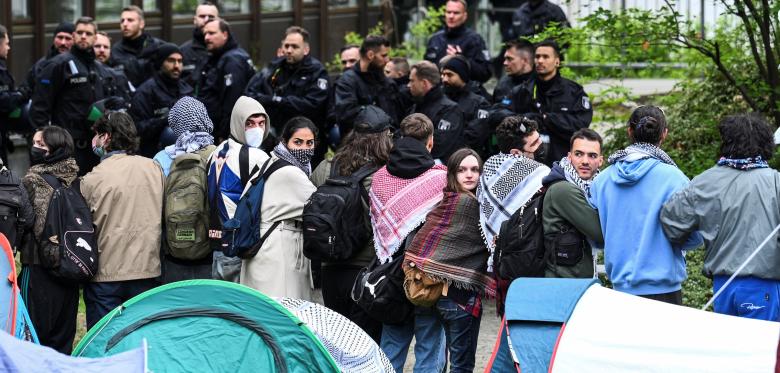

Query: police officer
<box><xmin>21</xmin><ymin>22</ymin><xmax>74</xmax><ymax>98</ymax></box>
<box><xmin>508</xmin><ymin>0</ymin><xmax>569</xmax><ymax>40</ymax></box>
<box><xmin>110</xmin><ymin>5</ymin><xmax>164</xmax><ymax>88</ymax></box>
<box><xmin>425</xmin><ymin>0</ymin><xmax>491</xmax><ymax>84</ymax></box>
<box><xmin>439</xmin><ymin>55</ymin><xmax>491</xmax><ymax>157</ymax></box>
<box><xmin>493</xmin><ymin>39</ymin><xmax>534</xmax><ymax>104</ymax></box>
<box><xmin>180</xmin><ymin>1</ymin><xmax>219</xmax><ymax>87</ymax></box>
<box><xmin>244</xmin><ymin>26</ymin><xmax>328</xmax><ymax>139</ymax></box>
<box><xmin>130</xmin><ymin>43</ymin><xmax>193</xmax><ymax>158</ymax></box>
<box><xmin>330</xmin><ymin>35</ymin><xmax>404</xmax><ymax>135</ymax></box>
<box><xmin>30</xmin><ymin>17</ymin><xmax>128</xmax><ymax>175</ymax></box>
<box><xmin>196</xmin><ymin>18</ymin><xmax>255</xmax><ymax>140</ymax></box>
<box><xmin>408</xmin><ymin>61</ymin><xmax>465</xmax><ymax>162</ymax></box>
<box><xmin>94</xmin><ymin>32</ymin><xmax>135</xmax><ymax>99</ymax></box>
<box><xmin>0</xmin><ymin>25</ymin><xmax>27</xmax><ymax>164</ymax></box>
<box><xmin>504</xmin><ymin>40</ymin><xmax>592</xmax><ymax>166</ymax></box>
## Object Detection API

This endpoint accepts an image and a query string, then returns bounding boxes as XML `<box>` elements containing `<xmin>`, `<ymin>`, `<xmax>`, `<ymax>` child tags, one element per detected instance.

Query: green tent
<box><xmin>73</xmin><ymin>280</ymin><xmax>339</xmax><ymax>373</ymax></box>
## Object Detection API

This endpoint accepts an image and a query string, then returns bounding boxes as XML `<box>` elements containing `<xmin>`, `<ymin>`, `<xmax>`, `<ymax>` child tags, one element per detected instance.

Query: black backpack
<box><xmin>302</xmin><ymin>163</ymin><xmax>377</xmax><ymax>262</ymax></box>
<box><xmin>351</xmin><ymin>248</ymin><xmax>414</xmax><ymax>326</ymax></box>
<box><xmin>0</xmin><ymin>169</ymin><xmax>27</xmax><ymax>252</ymax></box>
<box><xmin>493</xmin><ymin>188</ymin><xmax>547</xmax><ymax>280</ymax></box>
<box><xmin>38</xmin><ymin>174</ymin><xmax>99</xmax><ymax>282</ymax></box>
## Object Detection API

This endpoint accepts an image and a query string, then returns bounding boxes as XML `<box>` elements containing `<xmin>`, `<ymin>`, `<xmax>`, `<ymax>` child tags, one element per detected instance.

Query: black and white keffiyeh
<box><xmin>165</xmin><ymin>96</ymin><xmax>214</xmax><ymax>157</ymax></box>
<box><xmin>607</xmin><ymin>142</ymin><xmax>677</xmax><ymax>167</ymax></box>
<box><xmin>477</xmin><ymin>153</ymin><xmax>550</xmax><ymax>271</ymax></box>
<box><xmin>273</xmin><ymin>142</ymin><xmax>313</xmax><ymax>176</ymax></box>
<box><xmin>559</xmin><ymin>157</ymin><xmax>595</xmax><ymax>194</ymax></box>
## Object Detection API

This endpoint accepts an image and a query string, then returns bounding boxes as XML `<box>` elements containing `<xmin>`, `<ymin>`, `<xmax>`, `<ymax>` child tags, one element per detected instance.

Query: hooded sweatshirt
<box><xmin>588</xmin><ymin>157</ymin><xmax>703</xmax><ymax>295</ymax></box>
<box><xmin>208</xmin><ymin>96</ymin><xmax>270</xmax><ymax>223</ymax></box>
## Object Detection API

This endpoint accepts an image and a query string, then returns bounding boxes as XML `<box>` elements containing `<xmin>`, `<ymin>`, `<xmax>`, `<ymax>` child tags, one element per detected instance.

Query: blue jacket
<box><xmin>588</xmin><ymin>157</ymin><xmax>703</xmax><ymax>295</ymax></box>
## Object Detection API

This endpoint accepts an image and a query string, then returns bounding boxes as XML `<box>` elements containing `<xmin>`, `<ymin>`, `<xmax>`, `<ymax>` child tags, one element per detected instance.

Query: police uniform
<box><xmin>0</xmin><ymin>58</ymin><xmax>26</xmax><ymax>163</ymax></box>
<box><xmin>412</xmin><ymin>86</ymin><xmax>466</xmax><ymax>162</ymax></box>
<box><xmin>245</xmin><ymin>55</ymin><xmax>329</xmax><ymax>133</ymax></box>
<box><xmin>507</xmin><ymin>73</ymin><xmax>592</xmax><ymax>166</ymax></box>
<box><xmin>509</xmin><ymin>0</ymin><xmax>569</xmax><ymax>39</ymax></box>
<box><xmin>20</xmin><ymin>46</ymin><xmax>59</xmax><ymax>98</ymax></box>
<box><xmin>180</xmin><ymin>28</ymin><xmax>208</xmax><ymax>88</ymax></box>
<box><xmin>492</xmin><ymin>72</ymin><xmax>533</xmax><ymax>104</ymax></box>
<box><xmin>195</xmin><ymin>35</ymin><xmax>255</xmax><ymax>140</ymax></box>
<box><xmin>110</xmin><ymin>33</ymin><xmax>164</xmax><ymax>88</ymax></box>
<box><xmin>329</xmin><ymin>64</ymin><xmax>404</xmax><ymax>134</ymax></box>
<box><xmin>29</xmin><ymin>46</ymin><xmax>127</xmax><ymax>174</ymax></box>
<box><xmin>444</xmin><ymin>85</ymin><xmax>491</xmax><ymax>157</ymax></box>
<box><xmin>425</xmin><ymin>25</ymin><xmax>492</xmax><ymax>83</ymax></box>
<box><xmin>130</xmin><ymin>73</ymin><xmax>194</xmax><ymax>157</ymax></box>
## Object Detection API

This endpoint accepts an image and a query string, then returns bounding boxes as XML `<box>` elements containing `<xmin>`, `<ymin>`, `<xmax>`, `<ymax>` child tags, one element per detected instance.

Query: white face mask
<box><xmin>245</xmin><ymin>127</ymin><xmax>264</xmax><ymax>148</ymax></box>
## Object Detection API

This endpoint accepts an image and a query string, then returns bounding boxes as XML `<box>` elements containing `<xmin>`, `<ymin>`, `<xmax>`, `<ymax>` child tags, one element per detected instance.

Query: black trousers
<box><xmin>640</xmin><ymin>289</ymin><xmax>683</xmax><ymax>305</ymax></box>
<box><xmin>321</xmin><ymin>265</ymin><xmax>383</xmax><ymax>343</ymax></box>
<box><xmin>19</xmin><ymin>265</ymin><xmax>80</xmax><ymax>354</ymax></box>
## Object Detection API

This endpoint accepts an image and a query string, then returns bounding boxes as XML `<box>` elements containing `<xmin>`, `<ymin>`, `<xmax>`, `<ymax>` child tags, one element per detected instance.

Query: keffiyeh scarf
<box><xmin>273</xmin><ymin>142</ymin><xmax>313</xmax><ymax>176</ymax></box>
<box><xmin>165</xmin><ymin>132</ymin><xmax>214</xmax><ymax>158</ymax></box>
<box><xmin>607</xmin><ymin>142</ymin><xmax>677</xmax><ymax>167</ymax></box>
<box><xmin>165</xmin><ymin>96</ymin><xmax>214</xmax><ymax>157</ymax></box>
<box><xmin>477</xmin><ymin>153</ymin><xmax>549</xmax><ymax>271</ymax></box>
<box><xmin>370</xmin><ymin>164</ymin><xmax>448</xmax><ymax>263</ymax></box>
<box><xmin>559</xmin><ymin>157</ymin><xmax>596</xmax><ymax>194</ymax></box>
<box><xmin>405</xmin><ymin>192</ymin><xmax>497</xmax><ymax>297</ymax></box>
<box><xmin>717</xmin><ymin>156</ymin><xmax>769</xmax><ymax>170</ymax></box>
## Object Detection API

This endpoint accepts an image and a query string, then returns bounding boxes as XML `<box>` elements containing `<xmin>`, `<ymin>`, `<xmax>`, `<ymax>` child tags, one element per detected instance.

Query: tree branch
<box><xmin>733</xmin><ymin>0</ymin><xmax>768</xmax><ymax>81</ymax></box>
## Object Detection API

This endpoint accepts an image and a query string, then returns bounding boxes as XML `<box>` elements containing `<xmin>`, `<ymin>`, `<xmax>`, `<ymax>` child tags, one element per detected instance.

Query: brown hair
<box><xmin>411</xmin><ymin>60</ymin><xmax>440</xmax><ymax>85</ymax></box>
<box><xmin>400</xmin><ymin>113</ymin><xmax>433</xmax><ymax>142</ymax></box>
<box><xmin>445</xmin><ymin>148</ymin><xmax>482</xmax><ymax>193</ymax></box>
<box><xmin>332</xmin><ymin>130</ymin><xmax>393</xmax><ymax>175</ymax></box>
<box><xmin>122</xmin><ymin>5</ymin><xmax>145</xmax><ymax>21</ymax></box>
<box><xmin>285</xmin><ymin>26</ymin><xmax>310</xmax><ymax>44</ymax></box>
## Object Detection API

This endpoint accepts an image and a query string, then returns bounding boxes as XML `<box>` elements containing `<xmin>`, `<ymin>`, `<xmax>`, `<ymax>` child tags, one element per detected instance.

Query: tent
<box><xmin>486</xmin><ymin>278</ymin><xmax>780</xmax><ymax>373</ymax></box>
<box><xmin>0</xmin><ymin>330</ymin><xmax>146</xmax><ymax>372</ymax></box>
<box><xmin>0</xmin><ymin>233</ymin><xmax>37</xmax><ymax>342</ymax></box>
<box><xmin>73</xmin><ymin>280</ymin><xmax>340</xmax><ymax>373</ymax></box>
<box><xmin>278</xmin><ymin>297</ymin><xmax>395</xmax><ymax>373</ymax></box>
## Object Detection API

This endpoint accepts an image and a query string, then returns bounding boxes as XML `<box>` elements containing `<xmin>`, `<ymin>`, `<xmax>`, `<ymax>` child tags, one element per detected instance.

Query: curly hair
<box><xmin>628</xmin><ymin>105</ymin><xmax>667</xmax><ymax>145</ymax></box>
<box><xmin>718</xmin><ymin>113</ymin><xmax>774</xmax><ymax>160</ymax></box>
<box><xmin>332</xmin><ymin>130</ymin><xmax>393</xmax><ymax>176</ymax></box>
<box><xmin>495</xmin><ymin>115</ymin><xmax>538</xmax><ymax>154</ymax></box>
<box><xmin>93</xmin><ymin>111</ymin><xmax>139</xmax><ymax>153</ymax></box>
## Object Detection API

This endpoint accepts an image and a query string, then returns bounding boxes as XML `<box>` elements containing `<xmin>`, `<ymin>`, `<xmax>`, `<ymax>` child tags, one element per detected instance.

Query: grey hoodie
<box><xmin>229</xmin><ymin>95</ymin><xmax>270</xmax><ymax>145</ymax></box>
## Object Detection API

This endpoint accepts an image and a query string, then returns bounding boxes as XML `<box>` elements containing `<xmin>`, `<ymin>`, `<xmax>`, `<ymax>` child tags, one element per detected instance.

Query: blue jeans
<box><xmin>713</xmin><ymin>275</ymin><xmax>780</xmax><ymax>321</ymax></box>
<box><xmin>84</xmin><ymin>278</ymin><xmax>158</xmax><ymax>329</ymax></box>
<box><xmin>381</xmin><ymin>306</ymin><xmax>446</xmax><ymax>372</ymax></box>
<box><xmin>437</xmin><ymin>297</ymin><xmax>481</xmax><ymax>373</ymax></box>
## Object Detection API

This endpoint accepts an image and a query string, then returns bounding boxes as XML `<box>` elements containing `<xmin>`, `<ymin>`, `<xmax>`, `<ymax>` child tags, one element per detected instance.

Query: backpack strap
<box><xmin>40</xmin><ymin>173</ymin><xmax>63</xmax><ymax>190</ymax></box>
<box><xmin>258</xmin><ymin>158</ymin><xmax>291</xmax><ymax>183</ymax></box>
<box><xmin>351</xmin><ymin>164</ymin><xmax>380</xmax><ymax>182</ymax></box>
<box><xmin>239</xmin><ymin>145</ymin><xmax>250</xmax><ymax>187</ymax></box>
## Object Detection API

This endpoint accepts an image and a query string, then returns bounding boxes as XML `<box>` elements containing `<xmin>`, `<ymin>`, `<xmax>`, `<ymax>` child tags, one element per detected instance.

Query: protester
<box><xmin>661</xmin><ymin>114</ymin><xmax>780</xmax><ymax>320</ymax></box>
<box><xmin>493</xmin><ymin>39</ymin><xmax>534</xmax><ymax>104</ymax></box>
<box><xmin>496</xmin><ymin>40</ymin><xmax>592</xmax><ymax>166</ymax></box>
<box><xmin>405</xmin><ymin>147</ymin><xmax>496</xmax><ymax>373</ymax></box>
<box><xmin>425</xmin><ymin>0</ymin><xmax>491</xmax><ymax>84</ymax></box>
<box><xmin>130</xmin><ymin>43</ymin><xmax>193</xmax><ymax>157</ymax></box>
<box><xmin>208</xmin><ymin>96</ymin><xmax>270</xmax><ymax>283</ymax></box>
<box><xmin>240</xmin><ymin>117</ymin><xmax>317</xmax><ymax>300</ymax></box>
<box><xmin>478</xmin><ymin>115</ymin><xmax>550</xmax><ymax>273</ymax></box>
<box><xmin>30</xmin><ymin>17</ymin><xmax>129</xmax><ymax>175</ymax></box>
<box><xmin>588</xmin><ymin>105</ymin><xmax>703</xmax><ymax>304</ymax></box>
<box><xmin>330</xmin><ymin>35</ymin><xmax>404</xmax><ymax>135</ymax></box>
<box><xmin>197</xmin><ymin>18</ymin><xmax>255</xmax><ymax>140</ymax></box>
<box><xmin>440</xmin><ymin>55</ymin><xmax>491</xmax><ymax>157</ymax></box>
<box><xmin>110</xmin><ymin>6</ymin><xmax>163</xmax><ymax>87</ymax></box>
<box><xmin>21</xmin><ymin>22</ymin><xmax>74</xmax><ymax>97</ymax></box>
<box><xmin>542</xmin><ymin>128</ymin><xmax>604</xmax><ymax>278</ymax></box>
<box><xmin>408</xmin><ymin>60</ymin><xmax>465</xmax><ymax>162</ymax></box>
<box><xmin>310</xmin><ymin>105</ymin><xmax>393</xmax><ymax>342</ymax></box>
<box><xmin>80</xmin><ymin>112</ymin><xmax>165</xmax><ymax>328</ymax></box>
<box><xmin>370</xmin><ymin>113</ymin><xmax>447</xmax><ymax>373</ymax></box>
<box><xmin>181</xmin><ymin>1</ymin><xmax>219</xmax><ymax>87</ymax></box>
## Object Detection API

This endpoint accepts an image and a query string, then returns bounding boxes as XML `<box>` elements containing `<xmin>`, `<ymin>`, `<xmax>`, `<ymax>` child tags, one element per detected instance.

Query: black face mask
<box><xmin>533</xmin><ymin>143</ymin><xmax>548</xmax><ymax>164</ymax></box>
<box><xmin>29</xmin><ymin>147</ymin><xmax>47</xmax><ymax>166</ymax></box>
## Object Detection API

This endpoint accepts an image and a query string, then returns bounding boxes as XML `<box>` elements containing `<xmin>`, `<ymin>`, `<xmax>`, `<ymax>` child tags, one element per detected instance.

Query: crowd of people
<box><xmin>0</xmin><ymin>0</ymin><xmax>777</xmax><ymax>371</ymax></box>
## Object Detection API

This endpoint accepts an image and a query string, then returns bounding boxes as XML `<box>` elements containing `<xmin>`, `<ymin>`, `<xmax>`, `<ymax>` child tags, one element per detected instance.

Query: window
<box><xmin>96</xmin><ymin>0</ymin><xmax>131</xmax><ymax>22</ymax></box>
<box><xmin>222</xmin><ymin>0</ymin><xmax>250</xmax><ymax>13</ymax></box>
<box><xmin>262</xmin><ymin>0</ymin><xmax>293</xmax><ymax>12</ymax></box>
<box><xmin>46</xmin><ymin>1</ymin><xmax>84</xmax><ymax>23</ymax></box>
<box><xmin>143</xmin><ymin>0</ymin><xmax>159</xmax><ymax>12</ymax></box>
<box><xmin>328</xmin><ymin>0</ymin><xmax>357</xmax><ymax>9</ymax></box>
<box><xmin>173</xmin><ymin>0</ymin><xmax>199</xmax><ymax>17</ymax></box>
<box><xmin>12</xmin><ymin>0</ymin><xmax>31</xmax><ymax>19</ymax></box>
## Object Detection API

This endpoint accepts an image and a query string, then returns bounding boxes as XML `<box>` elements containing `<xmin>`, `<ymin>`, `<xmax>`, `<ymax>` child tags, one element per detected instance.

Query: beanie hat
<box><xmin>441</xmin><ymin>55</ymin><xmax>470</xmax><ymax>83</ymax></box>
<box><xmin>54</xmin><ymin>22</ymin><xmax>75</xmax><ymax>35</ymax></box>
<box><xmin>168</xmin><ymin>96</ymin><xmax>214</xmax><ymax>137</ymax></box>
<box><xmin>354</xmin><ymin>105</ymin><xmax>393</xmax><ymax>134</ymax></box>
<box><xmin>154</xmin><ymin>43</ymin><xmax>181</xmax><ymax>71</ymax></box>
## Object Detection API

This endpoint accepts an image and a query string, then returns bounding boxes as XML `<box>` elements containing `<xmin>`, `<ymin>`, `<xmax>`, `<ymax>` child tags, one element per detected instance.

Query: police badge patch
<box><xmin>317</xmin><ymin>78</ymin><xmax>327</xmax><ymax>90</ymax></box>
<box><xmin>477</xmin><ymin>109</ymin><xmax>488</xmax><ymax>119</ymax></box>
<box><xmin>582</xmin><ymin>96</ymin><xmax>591</xmax><ymax>110</ymax></box>
<box><xmin>482</xmin><ymin>50</ymin><xmax>490</xmax><ymax>60</ymax></box>
<box><xmin>438</xmin><ymin>119</ymin><xmax>451</xmax><ymax>131</ymax></box>
<box><xmin>224</xmin><ymin>73</ymin><xmax>233</xmax><ymax>86</ymax></box>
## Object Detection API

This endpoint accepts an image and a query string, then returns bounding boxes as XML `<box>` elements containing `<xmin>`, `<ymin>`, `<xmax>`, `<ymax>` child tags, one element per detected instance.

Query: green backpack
<box><xmin>164</xmin><ymin>145</ymin><xmax>216</xmax><ymax>260</ymax></box>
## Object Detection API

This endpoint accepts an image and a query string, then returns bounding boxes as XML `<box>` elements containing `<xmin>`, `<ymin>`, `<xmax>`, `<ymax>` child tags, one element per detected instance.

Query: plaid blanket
<box><xmin>369</xmin><ymin>164</ymin><xmax>448</xmax><ymax>263</ymax></box>
<box><xmin>405</xmin><ymin>192</ymin><xmax>497</xmax><ymax>297</ymax></box>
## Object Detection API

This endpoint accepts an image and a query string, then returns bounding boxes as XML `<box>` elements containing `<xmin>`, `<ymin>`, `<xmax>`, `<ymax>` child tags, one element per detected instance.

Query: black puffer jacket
<box><xmin>110</xmin><ymin>32</ymin><xmax>164</xmax><ymax>88</ymax></box>
<box><xmin>329</xmin><ymin>64</ymin><xmax>404</xmax><ymax>134</ymax></box>
<box><xmin>412</xmin><ymin>86</ymin><xmax>466</xmax><ymax>162</ymax></box>
<box><xmin>425</xmin><ymin>25</ymin><xmax>492</xmax><ymax>83</ymax></box>
<box><xmin>130</xmin><ymin>72</ymin><xmax>194</xmax><ymax>157</ymax></box>
<box><xmin>180</xmin><ymin>27</ymin><xmax>208</xmax><ymax>88</ymax></box>
<box><xmin>509</xmin><ymin>0</ymin><xmax>569</xmax><ymax>39</ymax></box>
